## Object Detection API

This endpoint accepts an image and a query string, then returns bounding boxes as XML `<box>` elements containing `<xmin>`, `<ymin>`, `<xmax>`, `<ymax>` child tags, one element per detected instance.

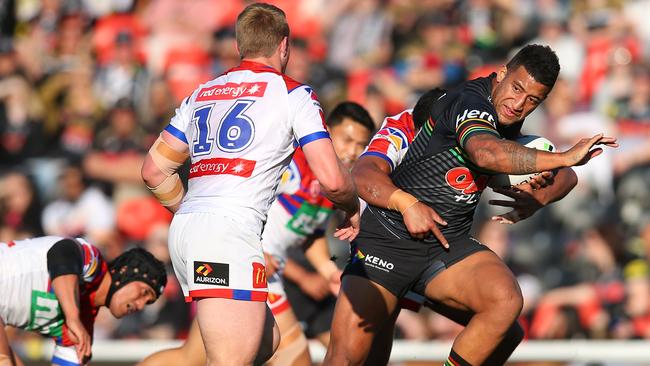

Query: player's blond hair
<box><xmin>236</xmin><ymin>3</ymin><xmax>290</xmax><ymax>58</ymax></box>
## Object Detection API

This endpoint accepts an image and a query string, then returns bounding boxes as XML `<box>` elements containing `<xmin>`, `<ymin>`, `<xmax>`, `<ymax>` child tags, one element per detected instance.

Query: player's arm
<box><xmin>352</xmin><ymin>151</ymin><xmax>448</xmax><ymax>246</ymax></box>
<box><xmin>464</xmin><ymin>132</ymin><xmax>617</xmax><ymax>174</ymax></box>
<box><xmin>141</xmin><ymin>130</ymin><xmax>189</xmax><ymax>213</ymax></box>
<box><xmin>490</xmin><ymin>167</ymin><xmax>578</xmax><ymax>224</ymax></box>
<box><xmin>47</xmin><ymin>239</ymin><xmax>91</xmax><ymax>363</ymax></box>
<box><xmin>282</xmin><ymin>258</ymin><xmax>330</xmax><ymax>301</ymax></box>
<box><xmin>302</xmin><ymin>138</ymin><xmax>360</xmax><ymax>241</ymax></box>
<box><xmin>304</xmin><ymin>237</ymin><xmax>340</xmax><ymax>295</ymax></box>
<box><xmin>0</xmin><ymin>318</ymin><xmax>25</xmax><ymax>366</ymax></box>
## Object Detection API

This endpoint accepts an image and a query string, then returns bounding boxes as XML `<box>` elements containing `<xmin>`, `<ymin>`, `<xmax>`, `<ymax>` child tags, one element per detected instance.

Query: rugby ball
<box><xmin>490</xmin><ymin>135</ymin><xmax>555</xmax><ymax>187</ymax></box>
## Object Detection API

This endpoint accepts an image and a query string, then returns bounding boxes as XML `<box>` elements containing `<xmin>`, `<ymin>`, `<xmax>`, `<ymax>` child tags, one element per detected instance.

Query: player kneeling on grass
<box><xmin>0</xmin><ymin>236</ymin><xmax>166</xmax><ymax>366</ymax></box>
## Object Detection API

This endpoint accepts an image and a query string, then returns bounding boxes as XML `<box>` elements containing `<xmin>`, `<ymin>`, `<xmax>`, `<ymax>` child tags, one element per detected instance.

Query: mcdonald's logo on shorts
<box><xmin>252</xmin><ymin>262</ymin><xmax>267</xmax><ymax>289</ymax></box>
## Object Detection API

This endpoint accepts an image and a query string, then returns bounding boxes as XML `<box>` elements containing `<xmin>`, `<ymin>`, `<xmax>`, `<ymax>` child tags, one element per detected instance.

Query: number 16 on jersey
<box><xmin>192</xmin><ymin>100</ymin><xmax>257</xmax><ymax>157</ymax></box>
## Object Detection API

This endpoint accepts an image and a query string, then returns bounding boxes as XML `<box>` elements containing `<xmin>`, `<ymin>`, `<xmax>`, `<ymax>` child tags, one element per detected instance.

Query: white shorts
<box><xmin>169</xmin><ymin>212</ymin><xmax>267</xmax><ymax>302</ymax></box>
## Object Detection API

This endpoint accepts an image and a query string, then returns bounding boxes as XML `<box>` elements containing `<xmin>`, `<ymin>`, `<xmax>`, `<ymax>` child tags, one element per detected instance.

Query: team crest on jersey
<box><xmin>375</xmin><ymin>127</ymin><xmax>409</xmax><ymax>151</ymax></box>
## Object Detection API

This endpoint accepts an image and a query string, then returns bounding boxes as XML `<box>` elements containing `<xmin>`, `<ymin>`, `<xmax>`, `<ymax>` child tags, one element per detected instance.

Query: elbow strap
<box><xmin>149</xmin><ymin>135</ymin><xmax>189</xmax><ymax>177</ymax></box>
<box><xmin>147</xmin><ymin>173</ymin><xmax>185</xmax><ymax>207</ymax></box>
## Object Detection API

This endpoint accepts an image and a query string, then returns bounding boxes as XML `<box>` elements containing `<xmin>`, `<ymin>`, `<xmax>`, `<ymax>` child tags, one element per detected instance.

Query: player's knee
<box><xmin>267</xmin><ymin>324</ymin><xmax>309</xmax><ymax>366</ymax></box>
<box><xmin>326</xmin><ymin>335</ymin><xmax>372</xmax><ymax>366</ymax></box>
<box><xmin>484</xmin><ymin>281</ymin><xmax>523</xmax><ymax>324</ymax></box>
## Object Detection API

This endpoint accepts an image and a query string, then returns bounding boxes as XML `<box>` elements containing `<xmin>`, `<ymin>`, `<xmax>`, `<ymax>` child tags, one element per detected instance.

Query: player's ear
<box><xmin>280</xmin><ymin>37</ymin><xmax>289</xmax><ymax>58</ymax></box>
<box><xmin>496</xmin><ymin>66</ymin><xmax>507</xmax><ymax>82</ymax></box>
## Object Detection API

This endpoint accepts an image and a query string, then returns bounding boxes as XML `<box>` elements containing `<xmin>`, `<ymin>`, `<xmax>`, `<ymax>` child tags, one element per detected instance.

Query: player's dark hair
<box><xmin>412</xmin><ymin>88</ymin><xmax>446</xmax><ymax>131</ymax></box>
<box><xmin>506</xmin><ymin>44</ymin><xmax>560</xmax><ymax>88</ymax></box>
<box><xmin>326</xmin><ymin>101</ymin><xmax>375</xmax><ymax>133</ymax></box>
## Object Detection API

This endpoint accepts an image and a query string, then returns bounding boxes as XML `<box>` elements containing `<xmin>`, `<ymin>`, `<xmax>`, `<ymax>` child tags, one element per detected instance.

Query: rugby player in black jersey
<box><xmin>324</xmin><ymin>45</ymin><xmax>618</xmax><ymax>366</ymax></box>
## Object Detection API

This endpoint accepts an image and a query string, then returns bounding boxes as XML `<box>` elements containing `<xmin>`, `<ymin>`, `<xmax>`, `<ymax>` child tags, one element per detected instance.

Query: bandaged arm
<box><xmin>141</xmin><ymin>131</ymin><xmax>190</xmax><ymax>212</ymax></box>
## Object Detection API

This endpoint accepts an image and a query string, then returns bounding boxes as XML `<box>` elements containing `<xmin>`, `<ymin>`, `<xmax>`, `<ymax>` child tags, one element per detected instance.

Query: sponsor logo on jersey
<box><xmin>352</xmin><ymin>248</ymin><xmax>394</xmax><ymax>272</ymax></box>
<box><xmin>445</xmin><ymin>167</ymin><xmax>488</xmax><ymax>195</ymax></box>
<box><xmin>456</xmin><ymin>109</ymin><xmax>496</xmax><ymax>127</ymax></box>
<box><xmin>194</xmin><ymin>261</ymin><xmax>229</xmax><ymax>286</ymax></box>
<box><xmin>252</xmin><ymin>262</ymin><xmax>267</xmax><ymax>288</ymax></box>
<box><xmin>196</xmin><ymin>82</ymin><xmax>268</xmax><ymax>101</ymax></box>
<box><xmin>189</xmin><ymin>157</ymin><xmax>256</xmax><ymax>178</ymax></box>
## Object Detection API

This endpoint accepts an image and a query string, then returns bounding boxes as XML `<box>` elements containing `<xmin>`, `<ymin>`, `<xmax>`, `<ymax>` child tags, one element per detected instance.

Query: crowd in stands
<box><xmin>1</xmin><ymin>0</ymin><xmax>650</xmax><ymax>356</ymax></box>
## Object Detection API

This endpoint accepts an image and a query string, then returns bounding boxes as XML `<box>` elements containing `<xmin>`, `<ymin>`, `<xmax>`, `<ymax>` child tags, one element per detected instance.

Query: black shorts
<box><xmin>282</xmin><ymin>247</ymin><xmax>336</xmax><ymax>338</ymax></box>
<box><xmin>343</xmin><ymin>211</ymin><xmax>489</xmax><ymax>298</ymax></box>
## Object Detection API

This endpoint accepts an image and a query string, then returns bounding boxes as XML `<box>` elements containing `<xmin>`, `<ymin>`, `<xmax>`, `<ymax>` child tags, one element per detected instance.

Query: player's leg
<box><xmin>425</xmin><ymin>300</ymin><xmax>524</xmax><ymax>366</ymax></box>
<box><xmin>424</xmin><ymin>250</ymin><xmax>523</xmax><ymax>365</ymax></box>
<box><xmin>138</xmin><ymin>319</ymin><xmax>206</xmax><ymax>366</ymax></box>
<box><xmin>174</xmin><ymin>213</ymin><xmax>281</xmax><ymax>365</ymax></box>
<box><xmin>266</xmin><ymin>307</ymin><xmax>311</xmax><ymax>366</ymax></box>
<box><xmin>363</xmin><ymin>307</ymin><xmax>400</xmax><ymax>366</ymax></box>
<box><xmin>323</xmin><ymin>275</ymin><xmax>399</xmax><ymax>366</ymax></box>
<box><xmin>266</xmin><ymin>275</ymin><xmax>311</xmax><ymax>366</ymax></box>
<box><xmin>197</xmin><ymin>299</ymin><xmax>279</xmax><ymax>365</ymax></box>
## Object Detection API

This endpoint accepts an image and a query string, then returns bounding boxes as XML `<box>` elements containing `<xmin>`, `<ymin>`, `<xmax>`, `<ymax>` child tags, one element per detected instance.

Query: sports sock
<box><xmin>444</xmin><ymin>348</ymin><xmax>472</xmax><ymax>366</ymax></box>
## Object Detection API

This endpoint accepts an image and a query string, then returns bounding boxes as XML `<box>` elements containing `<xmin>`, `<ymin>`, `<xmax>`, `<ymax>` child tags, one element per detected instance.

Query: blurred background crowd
<box><xmin>1</xmin><ymin>0</ymin><xmax>650</xmax><ymax>359</ymax></box>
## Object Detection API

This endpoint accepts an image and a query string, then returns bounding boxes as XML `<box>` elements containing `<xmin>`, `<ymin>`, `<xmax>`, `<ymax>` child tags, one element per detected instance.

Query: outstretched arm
<box><xmin>304</xmin><ymin>237</ymin><xmax>341</xmax><ymax>295</ymax></box>
<box><xmin>464</xmin><ymin>133</ymin><xmax>617</xmax><ymax>174</ymax></box>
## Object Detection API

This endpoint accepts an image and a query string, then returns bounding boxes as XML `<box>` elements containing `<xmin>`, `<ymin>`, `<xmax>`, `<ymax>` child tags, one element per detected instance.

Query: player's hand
<box><xmin>328</xmin><ymin>269</ymin><xmax>343</xmax><ymax>296</ymax></box>
<box><xmin>562</xmin><ymin>134</ymin><xmax>618</xmax><ymax>167</ymax></box>
<box><xmin>263</xmin><ymin>252</ymin><xmax>280</xmax><ymax>277</ymax></box>
<box><xmin>402</xmin><ymin>202</ymin><xmax>448</xmax><ymax>248</ymax></box>
<box><xmin>298</xmin><ymin>272</ymin><xmax>330</xmax><ymax>301</ymax></box>
<box><xmin>334</xmin><ymin>210</ymin><xmax>360</xmax><ymax>241</ymax></box>
<box><xmin>66</xmin><ymin>318</ymin><xmax>92</xmax><ymax>364</ymax></box>
<box><xmin>489</xmin><ymin>185</ymin><xmax>543</xmax><ymax>224</ymax></box>
<box><xmin>527</xmin><ymin>170</ymin><xmax>555</xmax><ymax>190</ymax></box>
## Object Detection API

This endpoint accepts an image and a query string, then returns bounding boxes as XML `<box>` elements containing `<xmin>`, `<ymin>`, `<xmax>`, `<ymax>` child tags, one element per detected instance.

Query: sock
<box><xmin>444</xmin><ymin>348</ymin><xmax>472</xmax><ymax>366</ymax></box>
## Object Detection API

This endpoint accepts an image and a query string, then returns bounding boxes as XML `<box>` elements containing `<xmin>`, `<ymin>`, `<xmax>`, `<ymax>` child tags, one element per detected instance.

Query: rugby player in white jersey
<box><xmin>139</xmin><ymin>102</ymin><xmax>374</xmax><ymax>366</ymax></box>
<box><xmin>0</xmin><ymin>237</ymin><xmax>166</xmax><ymax>366</ymax></box>
<box><xmin>141</xmin><ymin>3</ymin><xmax>360</xmax><ymax>365</ymax></box>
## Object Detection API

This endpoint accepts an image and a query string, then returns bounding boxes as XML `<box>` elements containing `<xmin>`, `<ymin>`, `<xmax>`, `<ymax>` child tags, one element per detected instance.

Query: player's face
<box><xmin>492</xmin><ymin>65</ymin><xmax>550</xmax><ymax>126</ymax></box>
<box><xmin>108</xmin><ymin>281</ymin><xmax>157</xmax><ymax>318</ymax></box>
<box><xmin>328</xmin><ymin>118</ymin><xmax>372</xmax><ymax>169</ymax></box>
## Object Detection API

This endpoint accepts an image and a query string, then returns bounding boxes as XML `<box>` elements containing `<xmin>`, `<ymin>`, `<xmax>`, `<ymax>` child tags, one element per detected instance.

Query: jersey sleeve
<box><xmin>163</xmin><ymin>95</ymin><xmax>193</xmax><ymax>145</ymax></box>
<box><xmin>288</xmin><ymin>86</ymin><xmax>330</xmax><ymax>147</ymax></box>
<box><xmin>452</xmin><ymin>96</ymin><xmax>501</xmax><ymax>149</ymax></box>
<box><xmin>361</xmin><ymin>111</ymin><xmax>415</xmax><ymax>171</ymax></box>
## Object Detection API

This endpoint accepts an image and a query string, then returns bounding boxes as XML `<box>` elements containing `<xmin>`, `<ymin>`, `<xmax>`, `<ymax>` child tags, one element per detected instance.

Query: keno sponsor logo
<box><xmin>194</xmin><ymin>261</ymin><xmax>229</xmax><ymax>286</ymax></box>
<box><xmin>353</xmin><ymin>248</ymin><xmax>394</xmax><ymax>272</ymax></box>
<box><xmin>196</xmin><ymin>82</ymin><xmax>267</xmax><ymax>101</ymax></box>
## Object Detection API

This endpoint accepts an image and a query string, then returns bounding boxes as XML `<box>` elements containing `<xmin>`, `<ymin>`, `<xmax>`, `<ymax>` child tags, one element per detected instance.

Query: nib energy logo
<box><xmin>194</xmin><ymin>261</ymin><xmax>229</xmax><ymax>286</ymax></box>
<box><xmin>352</xmin><ymin>247</ymin><xmax>394</xmax><ymax>272</ymax></box>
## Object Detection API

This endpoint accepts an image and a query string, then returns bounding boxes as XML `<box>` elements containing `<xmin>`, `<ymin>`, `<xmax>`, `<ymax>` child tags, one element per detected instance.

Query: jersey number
<box><xmin>192</xmin><ymin>100</ymin><xmax>256</xmax><ymax>156</ymax></box>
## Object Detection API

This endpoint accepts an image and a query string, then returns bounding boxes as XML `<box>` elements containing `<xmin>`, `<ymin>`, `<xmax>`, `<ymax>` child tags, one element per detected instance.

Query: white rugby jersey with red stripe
<box><xmin>361</xmin><ymin>109</ymin><xmax>417</xmax><ymax>171</ymax></box>
<box><xmin>165</xmin><ymin>60</ymin><xmax>330</xmax><ymax>235</ymax></box>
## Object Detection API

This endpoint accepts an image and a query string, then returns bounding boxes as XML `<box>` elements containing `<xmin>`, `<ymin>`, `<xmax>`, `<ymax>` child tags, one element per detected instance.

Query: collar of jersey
<box><xmin>230</xmin><ymin>60</ymin><xmax>279</xmax><ymax>74</ymax></box>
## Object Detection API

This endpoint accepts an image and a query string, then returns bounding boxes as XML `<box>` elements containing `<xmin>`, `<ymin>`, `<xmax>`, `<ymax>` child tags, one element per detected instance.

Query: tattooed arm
<box><xmin>464</xmin><ymin>133</ymin><xmax>618</xmax><ymax>174</ymax></box>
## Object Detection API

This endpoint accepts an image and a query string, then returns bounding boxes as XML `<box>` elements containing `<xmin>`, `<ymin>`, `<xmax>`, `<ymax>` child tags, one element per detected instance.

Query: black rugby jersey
<box><xmin>369</xmin><ymin>73</ymin><xmax>521</xmax><ymax>242</ymax></box>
